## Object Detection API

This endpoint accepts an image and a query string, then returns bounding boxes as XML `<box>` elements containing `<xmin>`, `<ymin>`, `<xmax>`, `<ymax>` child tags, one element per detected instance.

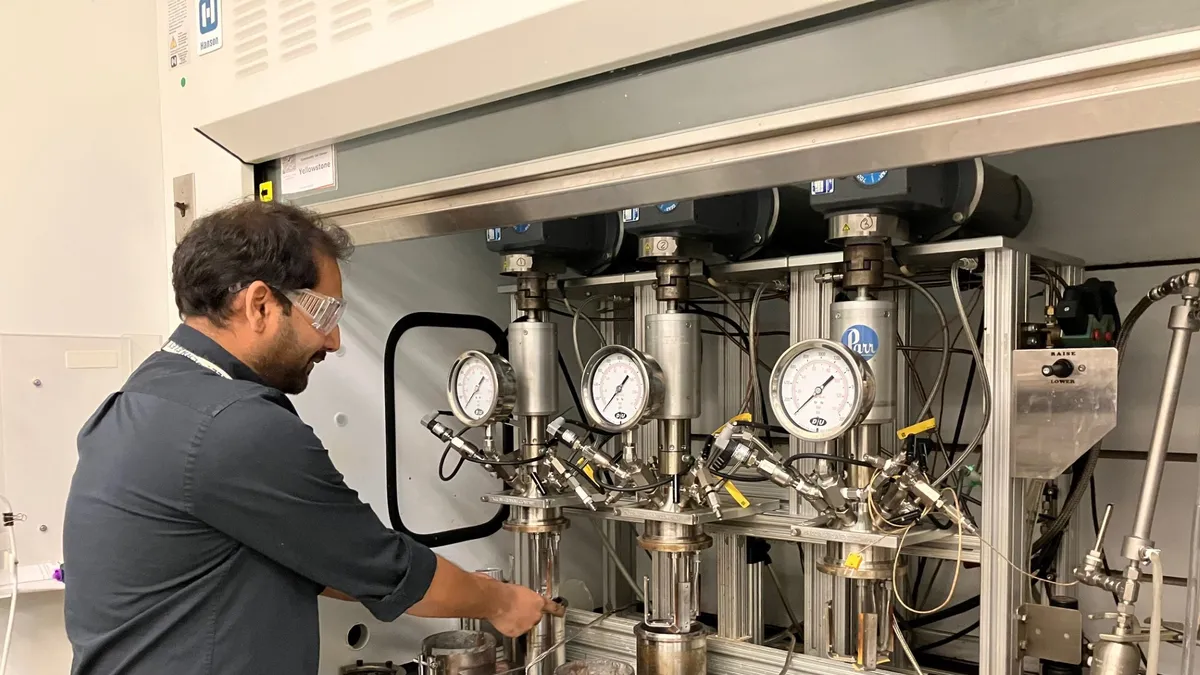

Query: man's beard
<box><xmin>251</xmin><ymin>320</ymin><xmax>323</xmax><ymax>395</ymax></box>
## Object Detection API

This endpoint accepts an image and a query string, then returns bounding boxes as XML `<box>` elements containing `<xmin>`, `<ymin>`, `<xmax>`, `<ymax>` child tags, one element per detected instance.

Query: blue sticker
<box><xmin>620</xmin><ymin>207</ymin><xmax>641</xmax><ymax>223</ymax></box>
<box><xmin>199</xmin><ymin>0</ymin><xmax>219</xmax><ymax>33</ymax></box>
<box><xmin>657</xmin><ymin>202</ymin><xmax>678</xmax><ymax>213</ymax></box>
<box><xmin>855</xmin><ymin>171</ymin><xmax>888</xmax><ymax>186</ymax></box>
<box><xmin>486</xmin><ymin>227</ymin><xmax>502</xmax><ymax>242</ymax></box>
<box><xmin>513</xmin><ymin>223</ymin><xmax>531</xmax><ymax>234</ymax></box>
<box><xmin>810</xmin><ymin>179</ymin><xmax>835</xmax><ymax>195</ymax></box>
<box><xmin>841</xmin><ymin>325</ymin><xmax>880</xmax><ymax>361</ymax></box>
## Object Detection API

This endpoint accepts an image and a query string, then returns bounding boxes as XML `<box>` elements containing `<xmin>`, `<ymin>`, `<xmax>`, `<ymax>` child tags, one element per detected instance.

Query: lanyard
<box><xmin>162</xmin><ymin>340</ymin><xmax>232</xmax><ymax>380</ymax></box>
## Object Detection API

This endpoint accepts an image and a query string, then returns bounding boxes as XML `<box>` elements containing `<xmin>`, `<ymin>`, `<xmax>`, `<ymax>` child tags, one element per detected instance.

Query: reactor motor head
<box><xmin>810</xmin><ymin>158</ymin><xmax>1033</xmax><ymax>245</ymax></box>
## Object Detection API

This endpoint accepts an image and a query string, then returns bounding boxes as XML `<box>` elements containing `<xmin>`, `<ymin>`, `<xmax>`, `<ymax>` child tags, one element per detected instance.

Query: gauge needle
<box><xmin>603</xmin><ymin>376</ymin><xmax>629</xmax><ymax>412</ymax></box>
<box><xmin>793</xmin><ymin>375</ymin><xmax>835</xmax><ymax>416</ymax></box>
<box><xmin>464</xmin><ymin>377</ymin><xmax>485</xmax><ymax>407</ymax></box>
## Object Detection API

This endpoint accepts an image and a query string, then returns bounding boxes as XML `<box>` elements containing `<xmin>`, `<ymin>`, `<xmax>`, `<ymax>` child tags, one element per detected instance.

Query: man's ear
<box><xmin>242</xmin><ymin>281</ymin><xmax>274</xmax><ymax>334</ymax></box>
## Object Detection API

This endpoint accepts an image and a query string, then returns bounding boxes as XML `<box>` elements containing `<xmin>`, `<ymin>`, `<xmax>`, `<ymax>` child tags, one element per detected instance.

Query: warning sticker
<box><xmin>167</xmin><ymin>0</ymin><xmax>189</xmax><ymax>69</ymax></box>
<box><xmin>281</xmin><ymin>146</ymin><xmax>337</xmax><ymax>195</ymax></box>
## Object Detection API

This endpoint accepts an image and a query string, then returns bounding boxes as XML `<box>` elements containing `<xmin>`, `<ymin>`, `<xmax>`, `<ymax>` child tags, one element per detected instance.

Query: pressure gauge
<box><xmin>581</xmin><ymin>345</ymin><xmax>665</xmax><ymax>432</ymax></box>
<box><xmin>446</xmin><ymin>350</ymin><xmax>517</xmax><ymax>427</ymax></box>
<box><xmin>769</xmin><ymin>339</ymin><xmax>875</xmax><ymax>441</ymax></box>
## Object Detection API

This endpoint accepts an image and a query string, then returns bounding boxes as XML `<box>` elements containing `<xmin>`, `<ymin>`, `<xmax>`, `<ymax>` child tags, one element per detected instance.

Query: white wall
<box><xmin>0</xmin><ymin>0</ymin><xmax>169</xmax><ymax>673</ymax></box>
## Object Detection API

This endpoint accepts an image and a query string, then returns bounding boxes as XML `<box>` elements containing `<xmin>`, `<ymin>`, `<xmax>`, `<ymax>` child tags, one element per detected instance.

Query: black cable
<box><xmin>438</xmin><ymin>445</ymin><xmax>466</xmax><ymax>481</ymax></box>
<box><xmin>913</xmin><ymin>621</ymin><xmax>979</xmax><ymax>654</ymax></box>
<box><xmin>897</xmin><ymin>595</ymin><xmax>981</xmax><ymax>631</ymax></box>
<box><xmin>711</xmin><ymin>467</ymin><xmax>770</xmax><ymax>482</ymax></box>
<box><xmin>599</xmin><ymin>473</ymin><xmax>675</xmax><ymax>493</ymax></box>
<box><xmin>783</xmin><ymin>453</ymin><xmax>874</xmax><ymax>469</ymax></box>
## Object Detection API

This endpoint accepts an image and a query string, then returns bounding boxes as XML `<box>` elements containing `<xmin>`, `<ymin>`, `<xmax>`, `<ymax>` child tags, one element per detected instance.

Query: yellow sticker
<box><xmin>897</xmin><ymin>417</ymin><xmax>937</xmax><ymax>440</ymax></box>
<box><xmin>576</xmin><ymin>457</ymin><xmax>595</xmax><ymax>481</ymax></box>
<box><xmin>724</xmin><ymin>481</ymin><xmax>751</xmax><ymax>509</ymax></box>
<box><xmin>258</xmin><ymin>181</ymin><xmax>274</xmax><ymax>202</ymax></box>
<box><xmin>845</xmin><ymin>552</ymin><xmax>864</xmax><ymax>570</ymax></box>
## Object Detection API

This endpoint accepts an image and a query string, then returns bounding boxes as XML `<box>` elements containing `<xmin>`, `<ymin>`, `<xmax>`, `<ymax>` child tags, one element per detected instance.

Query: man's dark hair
<box><xmin>172</xmin><ymin>201</ymin><xmax>354</xmax><ymax>325</ymax></box>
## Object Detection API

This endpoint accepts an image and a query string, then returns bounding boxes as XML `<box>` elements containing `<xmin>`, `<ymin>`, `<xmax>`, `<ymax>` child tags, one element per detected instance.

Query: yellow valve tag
<box><xmin>845</xmin><ymin>552</ymin><xmax>864</xmax><ymax>570</ymax></box>
<box><xmin>897</xmin><ymin>418</ymin><xmax>937</xmax><ymax>440</ymax></box>
<box><xmin>724</xmin><ymin>481</ymin><xmax>751</xmax><ymax>508</ymax></box>
<box><xmin>713</xmin><ymin>412</ymin><xmax>754</xmax><ymax>436</ymax></box>
<box><xmin>576</xmin><ymin>457</ymin><xmax>595</xmax><ymax>481</ymax></box>
<box><xmin>258</xmin><ymin>181</ymin><xmax>274</xmax><ymax>202</ymax></box>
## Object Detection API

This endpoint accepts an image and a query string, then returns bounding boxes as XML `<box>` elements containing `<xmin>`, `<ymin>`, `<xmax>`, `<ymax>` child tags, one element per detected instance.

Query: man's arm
<box><xmin>190</xmin><ymin>396</ymin><xmax>547</xmax><ymax>635</ymax></box>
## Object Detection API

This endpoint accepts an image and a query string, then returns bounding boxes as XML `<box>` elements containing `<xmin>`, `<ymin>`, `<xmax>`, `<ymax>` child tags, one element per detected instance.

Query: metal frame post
<box><xmin>790</xmin><ymin>265</ymin><xmax>842</xmax><ymax>655</ymax></box>
<box><xmin>980</xmin><ymin>248</ymin><xmax>1030</xmax><ymax>675</ymax></box>
<box><xmin>598</xmin><ymin>296</ymin><xmax>639</xmax><ymax>608</ymax></box>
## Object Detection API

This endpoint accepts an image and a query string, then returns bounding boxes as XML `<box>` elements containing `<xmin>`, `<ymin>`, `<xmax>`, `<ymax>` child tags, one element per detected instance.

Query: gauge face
<box><xmin>447</xmin><ymin>351</ymin><xmax>516</xmax><ymax>427</ymax></box>
<box><xmin>454</xmin><ymin>355</ymin><xmax>497</xmax><ymax>422</ymax></box>
<box><xmin>770</xmin><ymin>340</ymin><xmax>872</xmax><ymax>441</ymax></box>
<box><xmin>582</xmin><ymin>346</ymin><xmax>663</xmax><ymax>432</ymax></box>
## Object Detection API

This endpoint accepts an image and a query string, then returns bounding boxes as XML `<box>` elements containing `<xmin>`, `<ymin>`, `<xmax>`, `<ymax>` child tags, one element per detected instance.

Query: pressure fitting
<box><xmin>546</xmin><ymin>418</ymin><xmax>630</xmax><ymax>481</ymax></box>
<box><xmin>713</xmin><ymin>429</ymin><xmax>855</xmax><ymax>526</ymax></box>
<box><xmin>420</xmin><ymin>412</ymin><xmax>517</xmax><ymax>483</ymax></box>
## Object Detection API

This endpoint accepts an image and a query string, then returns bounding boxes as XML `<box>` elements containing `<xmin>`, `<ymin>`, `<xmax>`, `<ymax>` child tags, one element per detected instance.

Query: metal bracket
<box><xmin>1017</xmin><ymin>603</ymin><xmax>1082</xmax><ymax>664</ymax></box>
<box><xmin>788</xmin><ymin>524</ymin><xmax>952</xmax><ymax>548</ymax></box>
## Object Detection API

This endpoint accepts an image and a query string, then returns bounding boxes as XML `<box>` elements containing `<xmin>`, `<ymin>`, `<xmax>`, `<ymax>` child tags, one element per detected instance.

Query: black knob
<box><xmin>1041</xmin><ymin>359</ymin><xmax>1074</xmax><ymax>378</ymax></box>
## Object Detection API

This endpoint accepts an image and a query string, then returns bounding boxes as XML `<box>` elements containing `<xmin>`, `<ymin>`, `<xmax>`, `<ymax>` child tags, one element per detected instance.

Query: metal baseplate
<box><xmin>481</xmin><ymin>491</ymin><xmax>585</xmax><ymax>509</ymax></box>
<box><xmin>566</xmin><ymin>497</ymin><xmax>781</xmax><ymax>525</ymax></box>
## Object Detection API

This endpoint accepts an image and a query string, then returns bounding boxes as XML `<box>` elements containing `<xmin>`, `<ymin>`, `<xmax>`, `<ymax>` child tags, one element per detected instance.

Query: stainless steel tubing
<box><xmin>513</xmin><ymin>527</ymin><xmax>565</xmax><ymax>675</ymax></box>
<box><xmin>1123</xmin><ymin>304</ymin><xmax>1196</xmax><ymax>560</ymax></box>
<box><xmin>1183</xmin><ymin>446</ymin><xmax>1200</xmax><ymax>675</ymax></box>
<box><xmin>633</xmin><ymin>623</ymin><xmax>708</xmax><ymax>675</ymax></box>
<box><xmin>419</xmin><ymin>631</ymin><xmax>498</xmax><ymax>675</ymax></box>
<box><xmin>555</xmin><ymin>660</ymin><xmax>634</xmax><ymax>675</ymax></box>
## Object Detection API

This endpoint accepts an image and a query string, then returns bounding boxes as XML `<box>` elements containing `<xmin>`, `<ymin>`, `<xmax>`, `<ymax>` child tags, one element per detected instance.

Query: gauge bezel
<box><xmin>446</xmin><ymin>350</ymin><xmax>517</xmax><ymax>427</ymax></box>
<box><xmin>580</xmin><ymin>345</ymin><xmax>665</xmax><ymax>433</ymax></box>
<box><xmin>768</xmin><ymin>338</ymin><xmax>876</xmax><ymax>442</ymax></box>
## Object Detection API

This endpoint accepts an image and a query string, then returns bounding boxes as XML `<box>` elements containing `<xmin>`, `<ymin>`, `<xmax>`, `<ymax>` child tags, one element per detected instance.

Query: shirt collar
<box><xmin>167</xmin><ymin>324</ymin><xmax>269</xmax><ymax>386</ymax></box>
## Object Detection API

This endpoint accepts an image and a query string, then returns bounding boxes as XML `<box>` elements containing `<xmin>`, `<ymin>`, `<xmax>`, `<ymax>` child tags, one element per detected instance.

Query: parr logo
<box><xmin>841</xmin><ymin>324</ymin><xmax>880</xmax><ymax>361</ymax></box>
<box><xmin>199</xmin><ymin>0</ymin><xmax>219</xmax><ymax>34</ymax></box>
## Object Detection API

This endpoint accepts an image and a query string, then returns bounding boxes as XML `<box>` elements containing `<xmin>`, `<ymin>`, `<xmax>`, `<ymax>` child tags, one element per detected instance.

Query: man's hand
<box><xmin>483</xmin><ymin>580</ymin><xmax>562</xmax><ymax>638</ymax></box>
<box><xmin>407</xmin><ymin>555</ymin><xmax>564</xmax><ymax>635</ymax></box>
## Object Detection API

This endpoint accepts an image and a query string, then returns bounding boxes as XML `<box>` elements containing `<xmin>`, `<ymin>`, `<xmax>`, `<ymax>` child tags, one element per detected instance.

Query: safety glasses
<box><xmin>284</xmin><ymin>288</ymin><xmax>346</xmax><ymax>336</ymax></box>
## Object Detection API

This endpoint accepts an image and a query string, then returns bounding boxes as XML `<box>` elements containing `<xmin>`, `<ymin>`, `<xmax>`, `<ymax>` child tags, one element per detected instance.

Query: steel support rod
<box><xmin>1128</xmin><ymin>306</ymin><xmax>1196</xmax><ymax>548</ymax></box>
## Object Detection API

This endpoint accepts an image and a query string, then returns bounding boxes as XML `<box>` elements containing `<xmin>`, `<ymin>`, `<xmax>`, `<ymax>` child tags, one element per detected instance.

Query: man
<box><xmin>64</xmin><ymin>201</ymin><xmax>551</xmax><ymax>675</ymax></box>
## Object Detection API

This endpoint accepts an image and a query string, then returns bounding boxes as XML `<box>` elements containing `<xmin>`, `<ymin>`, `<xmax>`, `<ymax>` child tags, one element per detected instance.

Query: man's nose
<box><xmin>324</xmin><ymin>325</ymin><xmax>342</xmax><ymax>353</ymax></box>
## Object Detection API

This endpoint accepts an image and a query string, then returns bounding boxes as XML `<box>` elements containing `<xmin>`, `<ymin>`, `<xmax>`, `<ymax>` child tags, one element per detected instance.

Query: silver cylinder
<box><xmin>555</xmin><ymin>660</ymin><xmax>634</xmax><ymax>675</ymax></box>
<box><xmin>513</xmin><ymin>527</ymin><xmax>565</xmax><ymax>675</ymax></box>
<box><xmin>645</xmin><ymin>314</ymin><xmax>701</xmax><ymax>420</ymax></box>
<box><xmin>1090</xmin><ymin>640</ymin><xmax>1143</xmax><ymax>675</ymax></box>
<box><xmin>659</xmin><ymin>420</ymin><xmax>691</xmax><ymax>476</ymax></box>
<box><xmin>510</xmin><ymin>321</ymin><xmax>558</xmax><ymax>416</ymax></box>
<box><xmin>831</xmin><ymin>299</ymin><xmax>896</xmax><ymax>424</ymax></box>
<box><xmin>1128</xmin><ymin>312</ymin><xmax>1193</xmax><ymax>550</ymax></box>
<box><xmin>419</xmin><ymin>631</ymin><xmax>497</xmax><ymax>675</ymax></box>
<box><xmin>634</xmin><ymin>623</ymin><xmax>708</xmax><ymax>675</ymax></box>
